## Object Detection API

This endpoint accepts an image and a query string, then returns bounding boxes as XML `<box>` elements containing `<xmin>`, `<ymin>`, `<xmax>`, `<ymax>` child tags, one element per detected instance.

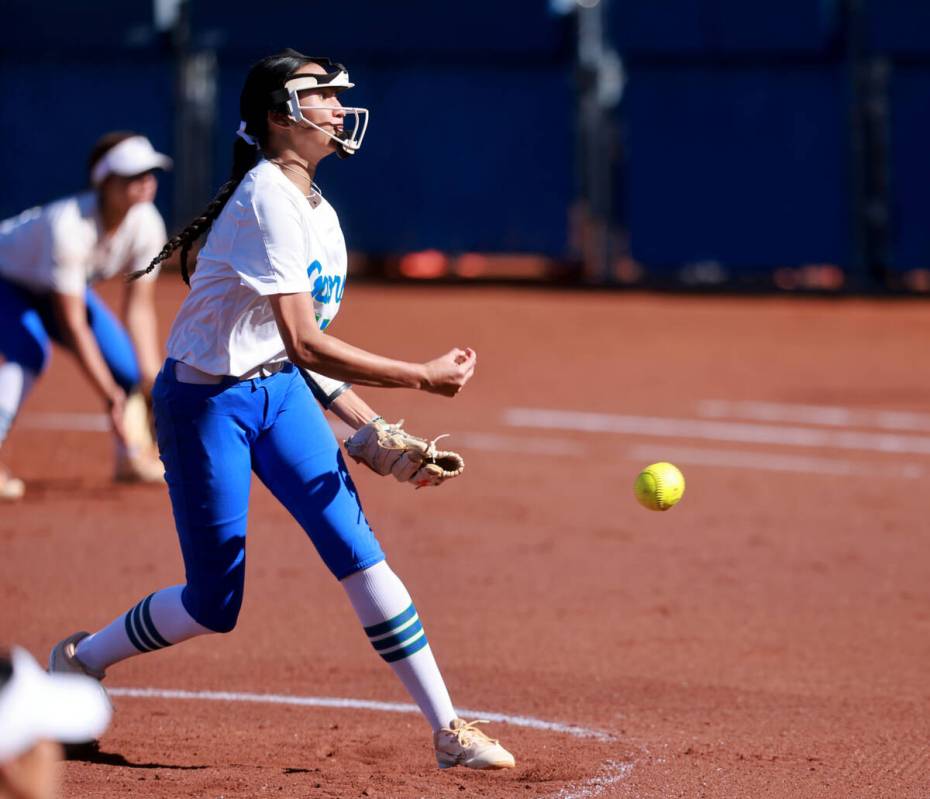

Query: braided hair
<box><xmin>129</xmin><ymin>49</ymin><xmax>317</xmax><ymax>285</ymax></box>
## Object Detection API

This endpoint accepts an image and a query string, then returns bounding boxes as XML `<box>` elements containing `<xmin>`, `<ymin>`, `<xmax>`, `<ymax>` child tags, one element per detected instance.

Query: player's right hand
<box><xmin>421</xmin><ymin>347</ymin><xmax>477</xmax><ymax>397</ymax></box>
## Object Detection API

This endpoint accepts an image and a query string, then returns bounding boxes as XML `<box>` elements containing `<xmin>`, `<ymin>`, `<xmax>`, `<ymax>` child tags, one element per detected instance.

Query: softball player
<box><xmin>49</xmin><ymin>50</ymin><xmax>515</xmax><ymax>770</ymax></box>
<box><xmin>0</xmin><ymin>132</ymin><xmax>170</xmax><ymax>499</ymax></box>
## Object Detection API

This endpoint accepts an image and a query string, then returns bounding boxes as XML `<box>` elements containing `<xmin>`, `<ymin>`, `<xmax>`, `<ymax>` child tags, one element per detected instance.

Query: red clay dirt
<box><xmin>1</xmin><ymin>279</ymin><xmax>928</xmax><ymax>798</ymax></box>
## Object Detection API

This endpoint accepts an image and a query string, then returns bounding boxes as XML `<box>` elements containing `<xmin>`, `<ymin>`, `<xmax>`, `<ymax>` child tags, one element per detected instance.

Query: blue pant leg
<box><xmin>251</xmin><ymin>370</ymin><xmax>385</xmax><ymax>580</ymax></box>
<box><xmin>0</xmin><ymin>277</ymin><xmax>51</xmax><ymax>374</ymax></box>
<box><xmin>153</xmin><ymin>369</ymin><xmax>257</xmax><ymax>632</ymax></box>
<box><xmin>83</xmin><ymin>288</ymin><xmax>140</xmax><ymax>393</ymax></box>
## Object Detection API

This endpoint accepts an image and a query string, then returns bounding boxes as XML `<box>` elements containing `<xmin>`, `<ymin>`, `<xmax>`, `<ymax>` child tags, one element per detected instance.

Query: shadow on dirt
<box><xmin>64</xmin><ymin>742</ymin><xmax>207</xmax><ymax>770</ymax></box>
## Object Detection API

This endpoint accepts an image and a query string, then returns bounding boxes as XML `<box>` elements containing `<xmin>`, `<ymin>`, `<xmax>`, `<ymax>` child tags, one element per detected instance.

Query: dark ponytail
<box><xmin>129</xmin><ymin>48</ymin><xmax>317</xmax><ymax>285</ymax></box>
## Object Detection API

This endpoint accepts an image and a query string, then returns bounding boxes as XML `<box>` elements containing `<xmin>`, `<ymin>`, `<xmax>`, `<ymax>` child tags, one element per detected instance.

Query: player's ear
<box><xmin>267</xmin><ymin>110</ymin><xmax>292</xmax><ymax>130</ymax></box>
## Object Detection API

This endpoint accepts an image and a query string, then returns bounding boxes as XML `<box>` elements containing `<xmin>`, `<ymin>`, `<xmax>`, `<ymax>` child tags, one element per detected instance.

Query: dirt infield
<box><xmin>2</xmin><ymin>280</ymin><xmax>928</xmax><ymax>798</ymax></box>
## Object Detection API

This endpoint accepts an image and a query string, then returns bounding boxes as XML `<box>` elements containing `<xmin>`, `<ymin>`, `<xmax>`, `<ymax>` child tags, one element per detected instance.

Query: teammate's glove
<box><xmin>344</xmin><ymin>418</ymin><xmax>465</xmax><ymax>488</ymax></box>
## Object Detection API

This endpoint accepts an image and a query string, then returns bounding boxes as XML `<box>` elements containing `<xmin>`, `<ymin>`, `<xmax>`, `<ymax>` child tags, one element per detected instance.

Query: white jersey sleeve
<box><xmin>238</xmin><ymin>183</ymin><xmax>314</xmax><ymax>296</ymax></box>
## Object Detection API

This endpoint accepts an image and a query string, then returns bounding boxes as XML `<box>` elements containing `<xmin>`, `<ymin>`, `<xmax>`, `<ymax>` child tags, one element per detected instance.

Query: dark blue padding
<box><xmin>887</xmin><ymin>66</ymin><xmax>930</xmax><ymax>271</ymax></box>
<box><xmin>866</xmin><ymin>0</ymin><xmax>930</xmax><ymax>56</ymax></box>
<box><xmin>624</xmin><ymin>66</ymin><xmax>851</xmax><ymax>273</ymax></box>
<box><xmin>609</xmin><ymin>0</ymin><xmax>840</xmax><ymax>56</ymax></box>
<box><xmin>2</xmin><ymin>0</ymin><xmax>158</xmax><ymax>53</ymax></box>
<box><xmin>0</xmin><ymin>60</ymin><xmax>174</xmax><ymax>224</ymax></box>
<box><xmin>191</xmin><ymin>1</ymin><xmax>572</xmax><ymax>58</ymax></box>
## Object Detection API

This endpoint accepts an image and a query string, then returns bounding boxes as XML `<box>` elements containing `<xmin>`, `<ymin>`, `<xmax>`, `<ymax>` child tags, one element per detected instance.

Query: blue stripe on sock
<box><xmin>371</xmin><ymin>619</ymin><xmax>423</xmax><ymax>651</ymax></box>
<box><xmin>140</xmin><ymin>593</ymin><xmax>171</xmax><ymax>648</ymax></box>
<box><xmin>381</xmin><ymin>631</ymin><xmax>429</xmax><ymax>663</ymax></box>
<box><xmin>124</xmin><ymin>607</ymin><xmax>150</xmax><ymax>652</ymax></box>
<box><xmin>364</xmin><ymin>603</ymin><xmax>417</xmax><ymax>639</ymax></box>
<box><xmin>131</xmin><ymin>602</ymin><xmax>160</xmax><ymax>651</ymax></box>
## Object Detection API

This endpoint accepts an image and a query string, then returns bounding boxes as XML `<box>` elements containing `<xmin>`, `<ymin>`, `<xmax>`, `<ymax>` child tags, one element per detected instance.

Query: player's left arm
<box><xmin>328</xmin><ymin>387</ymin><xmax>380</xmax><ymax>431</ymax></box>
<box><xmin>301</xmin><ymin>368</ymin><xmax>376</xmax><ymax>430</ymax></box>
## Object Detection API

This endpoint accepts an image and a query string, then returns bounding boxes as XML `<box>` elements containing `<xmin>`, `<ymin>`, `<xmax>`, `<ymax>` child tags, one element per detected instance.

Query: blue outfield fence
<box><xmin>0</xmin><ymin>1</ymin><xmax>576</xmax><ymax>260</ymax></box>
<box><xmin>887</xmin><ymin>65</ymin><xmax>930</xmax><ymax>272</ymax></box>
<box><xmin>0</xmin><ymin>56</ymin><xmax>175</xmax><ymax>224</ymax></box>
<box><xmin>1</xmin><ymin>0</ymin><xmax>929</xmax><ymax>282</ymax></box>
<box><xmin>610</xmin><ymin>0</ymin><xmax>930</xmax><ymax>281</ymax></box>
<box><xmin>609</xmin><ymin>0</ymin><xmax>841</xmax><ymax>56</ymax></box>
<box><xmin>189</xmin><ymin>0</ymin><xmax>573</xmax><ymax>59</ymax></box>
<box><xmin>623</xmin><ymin>66</ymin><xmax>851</xmax><ymax>273</ymax></box>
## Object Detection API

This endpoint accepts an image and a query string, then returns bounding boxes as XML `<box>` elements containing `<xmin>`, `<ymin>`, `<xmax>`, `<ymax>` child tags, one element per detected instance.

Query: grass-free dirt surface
<box><xmin>2</xmin><ymin>280</ymin><xmax>928</xmax><ymax>797</ymax></box>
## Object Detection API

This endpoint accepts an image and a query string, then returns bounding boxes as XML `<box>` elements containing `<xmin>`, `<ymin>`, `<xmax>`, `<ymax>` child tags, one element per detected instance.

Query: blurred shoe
<box><xmin>0</xmin><ymin>464</ymin><xmax>24</xmax><ymax>500</ymax></box>
<box><xmin>114</xmin><ymin>447</ymin><xmax>164</xmax><ymax>484</ymax></box>
<box><xmin>434</xmin><ymin>719</ymin><xmax>515</xmax><ymax>770</ymax></box>
<box><xmin>48</xmin><ymin>631</ymin><xmax>111</xmax><ymax>712</ymax></box>
<box><xmin>48</xmin><ymin>631</ymin><xmax>106</xmax><ymax>680</ymax></box>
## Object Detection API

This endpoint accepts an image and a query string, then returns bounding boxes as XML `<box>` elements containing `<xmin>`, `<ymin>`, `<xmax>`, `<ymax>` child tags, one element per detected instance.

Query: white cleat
<box><xmin>434</xmin><ymin>719</ymin><xmax>516</xmax><ymax>770</ymax></box>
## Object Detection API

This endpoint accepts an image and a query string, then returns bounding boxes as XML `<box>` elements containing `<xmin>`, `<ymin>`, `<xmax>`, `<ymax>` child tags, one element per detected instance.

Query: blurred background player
<box><xmin>0</xmin><ymin>131</ymin><xmax>171</xmax><ymax>499</ymax></box>
<box><xmin>49</xmin><ymin>49</ymin><xmax>514</xmax><ymax>771</ymax></box>
<box><xmin>0</xmin><ymin>646</ymin><xmax>111</xmax><ymax>799</ymax></box>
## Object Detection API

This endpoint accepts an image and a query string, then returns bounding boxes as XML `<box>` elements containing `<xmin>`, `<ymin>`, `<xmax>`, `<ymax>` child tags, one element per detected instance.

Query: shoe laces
<box><xmin>445</xmin><ymin>719</ymin><xmax>498</xmax><ymax>747</ymax></box>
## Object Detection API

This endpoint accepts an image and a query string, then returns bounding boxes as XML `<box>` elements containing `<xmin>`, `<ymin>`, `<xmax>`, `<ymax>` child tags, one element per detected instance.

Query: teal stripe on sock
<box><xmin>140</xmin><ymin>594</ymin><xmax>171</xmax><ymax>648</ymax></box>
<box><xmin>381</xmin><ymin>631</ymin><xmax>429</xmax><ymax>663</ymax></box>
<box><xmin>124</xmin><ymin>607</ymin><xmax>150</xmax><ymax>652</ymax></box>
<box><xmin>130</xmin><ymin>602</ymin><xmax>160</xmax><ymax>651</ymax></box>
<box><xmin>372</xmin><ymin>619</ymin><xmax>422</xmax><ymax>651</ymax></box>
<box><xmin>364</xmin><ymin>603</ymin><xmax>417</xmax><ymax>639</ymax></box>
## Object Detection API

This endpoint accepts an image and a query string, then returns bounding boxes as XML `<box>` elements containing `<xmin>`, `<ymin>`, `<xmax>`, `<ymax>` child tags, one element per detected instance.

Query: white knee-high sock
<box><xmin>75</xmin><ymin>585</ymin><xmax>212</xmax><ymax>673</ymax></box>
<box><xmin>0</xmin><ymin>361</ymin><xmax>36</xmax><ymax>448</ymax></box>
<box><xmin>341</xmin><ymin>561</ymin><xmax>456</xmax><ymax>732</ymax></box>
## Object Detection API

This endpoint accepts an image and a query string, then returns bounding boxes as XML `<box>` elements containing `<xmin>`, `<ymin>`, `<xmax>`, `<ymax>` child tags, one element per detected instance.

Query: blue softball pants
<box><xmin>152</xmin><ymin>359</ymin><xmax>385</xmax><ymax>633</ymax></box>
<box><xmin>0</xmin><ymin>275</ymin><xmax>140</xmax><ymax>391</ymax></box>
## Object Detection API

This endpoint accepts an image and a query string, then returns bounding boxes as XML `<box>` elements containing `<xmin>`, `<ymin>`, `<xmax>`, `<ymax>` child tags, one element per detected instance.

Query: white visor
<box><xmin>90</xmin><ymin>135</ymin><xmax>173</xmax><ymax>186</ymax></box>
<box><xmin>0</xmin><ymin>647</ymin><xmax>112</xmax><ymax>762</ymax></box>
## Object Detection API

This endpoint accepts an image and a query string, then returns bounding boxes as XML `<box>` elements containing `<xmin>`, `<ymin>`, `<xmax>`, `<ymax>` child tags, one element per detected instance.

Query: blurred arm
<box><xmin>122</xmin><ymin>276</ymin><xmax>161</xmax><ymax>394</ymax></box>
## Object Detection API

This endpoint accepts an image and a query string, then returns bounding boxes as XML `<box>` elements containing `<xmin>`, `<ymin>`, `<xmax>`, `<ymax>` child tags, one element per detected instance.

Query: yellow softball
<box><xmin>633</xmin><ymin>462</ymin><xmax>685</xmax><ymax>511</ymax></box>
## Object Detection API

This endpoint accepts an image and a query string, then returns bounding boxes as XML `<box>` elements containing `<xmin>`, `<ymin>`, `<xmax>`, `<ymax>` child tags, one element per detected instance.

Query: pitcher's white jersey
<box><xmin>166</xmin><ymin>159</ymin><xmax>348</xmax><ymax>377</ymax></box>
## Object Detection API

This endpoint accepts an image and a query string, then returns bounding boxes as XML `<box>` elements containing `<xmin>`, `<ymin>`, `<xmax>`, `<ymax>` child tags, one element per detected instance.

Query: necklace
<box><xmin>272</xmin><ymin>160</ymin><xmax>322</xmax><ymax>207</ymax></box>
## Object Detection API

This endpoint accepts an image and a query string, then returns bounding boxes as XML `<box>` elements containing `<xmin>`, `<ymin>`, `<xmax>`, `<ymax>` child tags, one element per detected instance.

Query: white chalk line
<box><xmin>106</xmin><ymin>687</ymin><xmax>614</xmax><ymax>741</ymax></box>
<box><xmin>541</xmin><ymin>760</ymin><xmax>635</xmax><ymax>799</ymax></box>
<box><xmin>19</xmin><ymin>412</ymin><xmax>110</xmax><ymax>432</ymax></box>
<box><xmin>698</xmin><ymin>399</ymin><xmax>930</xmax><ymax>432</ymax></box>
<box><xmin>505</xmin><ymin>407</ymin><xmax>930</xmax><ymax>456</ymax></box>
<box><xmin>108</xmin><ymin>687</ymin><xmax>633</xmax><ymax>797</ymax></box>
